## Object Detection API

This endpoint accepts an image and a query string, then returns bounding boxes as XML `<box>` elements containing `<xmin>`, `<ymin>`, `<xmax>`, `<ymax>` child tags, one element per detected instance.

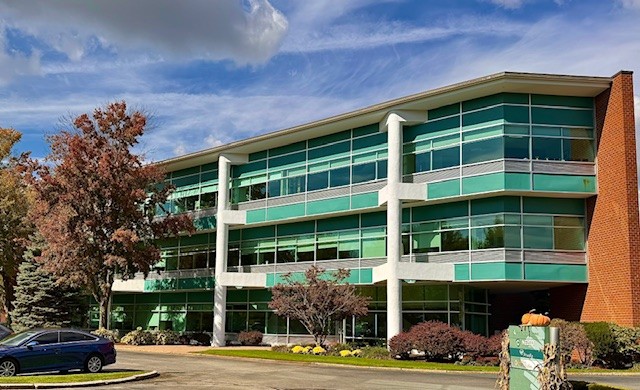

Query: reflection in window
<box><xmin>352</xmin><ymin>162</ymin><xmax>376</xmax><ymax>184</ymax></box>
<box><xmin>504</xmin><ymin>136</ymin><xmax>530</xmax><ymax>159</ymax></box>
<box><xmin>330</xmin><ymin>167</ymin><xmax>350</xmax><ymax>187</ymax></box>
<box><xmin>563</xmin><ymin>138</ymin><xmax>594</xmax><ymax>162</ymax></box>
<box><xmin>307</xmin><ymin>171</ymin><xmax>329</xmax><ymax>192</ymax></box>
<box><xmin>462</xmin><ymin>137</ymin><xmax>502</xmax><ymax>165</ymax></box>
<box><xmin>441</xmin><ymin>229</ymin><xmax>469</xmax><ymax>251</ymax></box>
<box><xmin>532</xmin><ymin>138</ymin><xmax>562</xmax><ymax>160</ymax></box>
<box><xmin>432</xmin><ymin>146</ymin><xmax>460</xmax><ymax>170</ymax></box>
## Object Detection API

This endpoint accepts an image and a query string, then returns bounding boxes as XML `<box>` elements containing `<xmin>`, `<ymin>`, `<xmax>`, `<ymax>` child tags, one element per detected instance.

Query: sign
<box><xmin>508</xmin><ymin>325</ymin><xmax>559</xmax><ymax>390</ymax></box>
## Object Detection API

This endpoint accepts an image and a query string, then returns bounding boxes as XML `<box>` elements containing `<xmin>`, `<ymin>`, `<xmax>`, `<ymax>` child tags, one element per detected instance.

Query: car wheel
<box><xmin>0</xmin><ymin>359</ymin><xmax>18</xmax><ymax>377</ymax></box>
<box><xmin>84</xmin><ymin>354</ymin><xmax>103</xmax><ymax>373</ymax></box>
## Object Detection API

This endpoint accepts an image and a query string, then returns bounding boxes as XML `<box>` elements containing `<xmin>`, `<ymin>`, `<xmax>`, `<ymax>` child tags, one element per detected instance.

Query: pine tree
<box><xmin>10</xmin><ymin>239</ymin><xmax>87</xmax><ymax>332</ymax></box>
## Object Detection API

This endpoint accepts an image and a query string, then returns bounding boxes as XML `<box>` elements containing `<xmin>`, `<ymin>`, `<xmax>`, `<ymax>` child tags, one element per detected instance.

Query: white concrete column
<box><xmin>385</xmin><ymin>113</ymin><xmax>403</xmax><ymax>344</ymax></box>
<box><xmin>212</xmin><ymin>155</ymin><xmax>231</xmax><ymax>347</ymax></box>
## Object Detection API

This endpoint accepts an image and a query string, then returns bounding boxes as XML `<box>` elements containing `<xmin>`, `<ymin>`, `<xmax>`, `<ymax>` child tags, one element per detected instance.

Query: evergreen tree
<box><xmin>11</xmin><ymin>238</ymin><xmax>87</xmax><ymax>332</ymax></box>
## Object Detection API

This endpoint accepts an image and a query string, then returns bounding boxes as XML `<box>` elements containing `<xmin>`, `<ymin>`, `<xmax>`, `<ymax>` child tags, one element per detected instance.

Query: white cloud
<box><xmin>0</xmin><ymin>26</ymin><xmax>42</xmax><ymax>85</ymax></box>
<box><xmin>488</xmin><ymin>0</ymin><xmax>526</xmax><ymax>9</ymax></box>
<box><xmin>619</xmin><ymin>0</ymin><xmax>640</xmax><ymax>10</ymax></box>
<box><xmin>0</xmin><ymin>0</ymin><xmax>288</xmax><ymax>65</ymax></box>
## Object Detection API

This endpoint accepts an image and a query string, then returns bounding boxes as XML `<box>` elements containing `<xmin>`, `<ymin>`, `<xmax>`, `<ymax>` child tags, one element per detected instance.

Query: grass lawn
<box><xmin>0</xmin><ymin>370</ymin><xmax>147</xmax><ymax>384</ymax></box>
<box><xmin>198</xmin><ymin>349</ymin><xmax>499</xmax><ymax>372</ymax></box>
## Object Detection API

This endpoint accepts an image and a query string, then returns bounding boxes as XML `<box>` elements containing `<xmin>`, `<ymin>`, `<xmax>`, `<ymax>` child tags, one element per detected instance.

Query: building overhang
<box><xmin>157</xmin><ymin>71</ymin><xmax>612</xmax><ymax>172</ymax></box>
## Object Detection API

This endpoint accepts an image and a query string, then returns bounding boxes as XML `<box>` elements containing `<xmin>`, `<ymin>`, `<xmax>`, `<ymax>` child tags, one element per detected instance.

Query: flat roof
<box><xmin>157</xmin><ymin>71</ymin><xmax>613</xmax><ymax>172</ymax></box>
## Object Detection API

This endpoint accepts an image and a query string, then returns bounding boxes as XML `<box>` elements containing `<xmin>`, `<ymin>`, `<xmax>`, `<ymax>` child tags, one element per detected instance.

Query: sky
<box><xmin>0</xmin><ymin>0</ymin><xmax>639</xmax><ymax>162</ymax></box>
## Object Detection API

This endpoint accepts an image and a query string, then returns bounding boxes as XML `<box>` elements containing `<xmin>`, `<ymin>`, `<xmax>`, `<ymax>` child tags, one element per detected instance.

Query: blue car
<box><xmin>0</xmin><ymin>329</ymin><xmax>116</xmax><ymax>376</ymax></box>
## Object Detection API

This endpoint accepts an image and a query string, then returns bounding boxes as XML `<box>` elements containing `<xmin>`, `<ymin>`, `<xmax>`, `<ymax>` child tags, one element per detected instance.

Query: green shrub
<box><xmin>583</xmin><ymin>322</ymin><xmax>615</xmax><ymax>359</ymax></box>
<box><xmin>327</xmin><ymin>343</ymin><xmax>356</xmax><ymax>356</ymax></box>
<box><xmin>120</xmin><ymin>327</ymin><xmax>155</xmax><ymax>345</ymax></box>
<box><xmin>91</xmin><ymin>328</ymin><xmax>120</xmax><ymax>343</ymax></box>
<box><xmin>582</xmin><ymin>322</ymin><xmax>638</xmax><ymax>368</ymax></box>
<box><xmin>154</xmin><ymin>329</ymin><xmax>180</xmax><ymax>345</ymax></box>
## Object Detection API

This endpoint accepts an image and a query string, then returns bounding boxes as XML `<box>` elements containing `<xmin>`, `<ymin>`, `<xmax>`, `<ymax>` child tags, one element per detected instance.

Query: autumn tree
<box><xmin>0</xmin><ymin>128</ymin><xmax>32</xmax><ymax>315</ymax></box>
<box><xmin>24</xmin><ymin>102</ymin><xmax>194</xmax><ymax>329</ymax></box>
<box><xmin>269</xmin><ymin>266</ymin><xmax>370</xmax><ymax>346</ymax></box>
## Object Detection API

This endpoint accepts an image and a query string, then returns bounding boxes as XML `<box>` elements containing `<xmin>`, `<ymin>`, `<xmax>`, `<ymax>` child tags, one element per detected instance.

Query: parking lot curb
<box><xmin>0</xmin><ymin>371</ymin><xmax>159</xmax><ymax>389</ymax></box>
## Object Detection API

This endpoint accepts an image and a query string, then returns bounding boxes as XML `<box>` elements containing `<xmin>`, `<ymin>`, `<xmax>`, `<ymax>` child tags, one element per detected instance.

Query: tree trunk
<box><xmin>98</xmin><ymin>298</ymin><xmax>110</xmax><ymax>329</ymax></box>
<box><xmin>1</xmin><ymin>270</ymin><xmax>16</xmax><ymax>315</ymax></box>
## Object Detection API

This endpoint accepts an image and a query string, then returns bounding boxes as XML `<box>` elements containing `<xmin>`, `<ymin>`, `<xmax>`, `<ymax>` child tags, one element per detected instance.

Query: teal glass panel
<box><xmin>428</xmin><ymin>102</ymin><xmax>460</xmax><ymax>120</ymax></box>
<box><xmin>524</xmin><ymin>264</ymin><xmax>587</xmax><ymax>282</ymax></box>
<box><xmin>563</xmin><ymin>138</ymin><xmax>594</xmax><ymax>162</ymax></box>
<box><xmin>532</xmin><ymin>126</ymin><xmax>562</xmax><ymax>136</ymax></box>
<box><xmin>471</xmin><ymin>226</ymin><xmax>504</xmax><ymax>249</ymax></box>
<box><xmin>415</xmin><ymin>151</ymin><xmax>430</xmax><ymax>173</ymax></box>
<box><xmin>242</xmin><ymin>226</ymin><xmax>275</xmax><ymax>240</ymax></box>
<box><xmin>352</xmin><ymin>162</ymin><xmax>376</xmax><ymax>183</ymax></box>
<box><xmin>428</xmin><ymin>179</ymin><xmax>460</xmax><ymax>199</ymax></box>
<box><xmin>455</xmin><ymin>264</ymin><xmax>470</xmax><ymax>281</ymax></box>
<box><xmin>523</xmin><ymin>215</ymin><xmax>553</xmax><ymax>226</ymax></box>
<box><xmin>523</xmin><ymin>197</ymin><xmax>584</xmax><ymax>215</ymax></box>
<box><xmin>317</xmin><ymin>214</ymin><xmax>359</xmax><ymax>232</ymax></box>
<box><xmin>352</xmin><ymin>132</ymin><xmax>386</xmax><ymax>152</ymax></box>
<box><xmin>505</xmin><ymin>124</ymin><xmax>529</xmax><ymax>135</ymax></box>
<box><xmin>471</xmin><ymin>196</ymin><xmax>520</xmax><ymax>215</ymax></box>
<box><xmin>504</xmin><ymin>136</ymin><xmax>529</xmax><ymax>159</ymax></box>
<box><xmin>351</xmin><ymin>192</ymin><xmax>378</xmax><ymax>209</ymax></box>
<box><xmin>352</xmin><ymin>123</ymin><xmax>378</xmax><ymax>138</ymax></box>
<box><xmin>462</xmin><ymin>137</ymin><xmax>503</xmax><ymax>165</ymax></box>
<box><xmin>432</xmin><ymin>146</ymin><xmax>460</xmax><ymax>170</ymax></box>
<box><xmin>412</xmin><ymin>200</ymin><xmax>467</xmax><ymax>222</ymax></box>
<box><xmin>503</xmin><ymin>105</ymin><xmax>530</xmax><ymax>123</ymax></box>
<box><xmin>246</xmin><ymin>209</ymin><xmax>266</xmax><ymax>224</ymax></box>
<box><xmin>471</xmin><ymin>263</ymin><xmax>506</xmax><ymax>280</ymax></box>
<box><xmin>463</xmin><ymin>93</ymin><xmax>529</xmax><ymax>112</ymax></box>
<box><xmin>269</xmin><ymin>151</ymin><xmax>306</xmax><ymax>168</ymax></box>
<box><xmin>308</xmin><ymin>130</ymin><xmax>351</xmax><ymax>148</ymax></box>
<box><xmin>307</xmin><ymin>196</ymin><xmax>350</xmax><ymax>215</ymax></box>
<box><xmin>172</xmin><ymin>166</ymin><xmax>200</xmax><ymax>178</ymax></box>
<box><xmin>505</xmin><ymin>173</ymin><xmax>531</xmax><ymax>190</ymax></box>
<box><xmin>531</xmin><ymin>94</ymin><xmax>593</xmax><ymax>109</ymax></box>
<box><xmin>404</xmin><ymin>117</ymin><xmax>459</xmax><ymax>143</ymax></box>
<box><xmin>269</xmin><ymin>141</ymin><xmax>306</xmax><ymax>157</ymax></box>
<box><xmin>329</xmin><ymin>166</ymin><xmax>350</xmax><ymax>187</ymax></box>
<box><xmin>248</xmin><ymin>150</ymin><xmax>267</xmax><ymax>162</ymax></box>
<box><xmin>462</xmin><ymin>173</ymin><xmax>503</xmax><ymax>194</ymax></box>
<box><xmin>267</xmin><ymin>203</ymin><xmax>305</xmax><ymax>221</ymax></box>
<box><xmin>306</xmin><ymin>171</ymin><xmax>329</xmax><ymax>192</ymax></box>
<box><xmin>362</xmin><ymin>237</ymin><xmax>386</xmax><ymax>257</ymax></box>
<box><xmin>523</xmin><ymin>226</ymin><xmax>553</xmax><ymax>249</ymax></box>
<box><xmin>505</xmin><ymin>226</ymin><xmax>522</xmax><ymax>248</ymax></box>
<box><xmin>532</xmin><ymin>137</ymin><xmax>562</xmax><ymax>160</ymax></box>
<box><xmin>277</xmin><ymin>220</ymin><xmax>315</xmax><ymax>236</ymax></box>
<box><xmin>231</xmin><ymin>160</ymin><xmax>267</xmax><ymax>178</ymax></box>
<box><xmin>533</xmin><ymin>174</ymin><xmax>596</xmax><ymax>193</ymax></box>
<box><xmin>463</xmin><ymin>106</ymin><xmax>503</xmax><ymax>127</ymax></box>
<box><xmin>531</xmin><ymin>107</ymin><xmax>594</xmax><ymax>127</ymax></box>
<box><xmin>308</xmin><ymin>140</ymin><xmax>350</xmax><ymax>160</ymax></box>
<box><xmin>361</xmin><ymin>211</ymin><xmax>386</xmax><ymax>227</ymax></box>
<box><xmin>442</xmin><ymin>229</ymin><xmax>468</xmax><ymax>251</ymax></box>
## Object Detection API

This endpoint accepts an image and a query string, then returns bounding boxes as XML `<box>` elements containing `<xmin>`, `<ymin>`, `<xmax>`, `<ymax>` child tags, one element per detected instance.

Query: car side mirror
<box><xmin>26</xmin><ymin>341</ymin><xmax>38</xmax><ymax>349</ymax></box>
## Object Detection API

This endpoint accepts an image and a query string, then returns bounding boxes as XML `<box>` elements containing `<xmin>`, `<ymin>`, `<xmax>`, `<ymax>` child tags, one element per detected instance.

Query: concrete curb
<box><xmin>0</xmin><ymin>371</ymin><xmax>159</xmax><ymax>389</ymax></box>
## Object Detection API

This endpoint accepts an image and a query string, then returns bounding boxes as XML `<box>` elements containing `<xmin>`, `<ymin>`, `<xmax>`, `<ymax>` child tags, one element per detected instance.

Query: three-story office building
<box><xmin>105</xmin><ymin>71</ymin><xmax>640</xmax><ymax>345</ymax></box>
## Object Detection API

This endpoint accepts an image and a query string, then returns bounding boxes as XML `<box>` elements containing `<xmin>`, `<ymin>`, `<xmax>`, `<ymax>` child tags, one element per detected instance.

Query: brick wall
<box><xmin>580</xmin><ymin>71</ymin><xmax>640</xmax><ymax>326</ymax></box>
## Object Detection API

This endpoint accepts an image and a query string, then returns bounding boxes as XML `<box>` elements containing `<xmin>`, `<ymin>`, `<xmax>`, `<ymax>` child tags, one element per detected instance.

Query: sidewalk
<box><xmin>115</xmin><ymin>344</ymin><xmax>270</xmax><ymax>355</ymax></box>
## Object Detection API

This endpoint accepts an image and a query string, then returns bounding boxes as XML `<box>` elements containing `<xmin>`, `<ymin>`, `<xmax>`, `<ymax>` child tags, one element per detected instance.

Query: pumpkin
<box><xmin>521</xmin><ymin>309</ymin><xmax>536</xmax><ymax>325</ymax></box>
<box><xmin>522</xmin><ymin>313</ymin><xmax>551</xmax><ymax>327</ymax></box>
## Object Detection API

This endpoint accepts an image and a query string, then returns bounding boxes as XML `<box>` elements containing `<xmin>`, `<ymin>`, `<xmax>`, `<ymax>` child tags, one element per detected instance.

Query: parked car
<box><xmin>0</xmin><ymin>325</ymin><xmax>12</xmax><ymax>341</ymax></box>
<box><xmin>0</xmin><ymin>329</ymin><xmax>116</xmax><ymax>376</ymax></box>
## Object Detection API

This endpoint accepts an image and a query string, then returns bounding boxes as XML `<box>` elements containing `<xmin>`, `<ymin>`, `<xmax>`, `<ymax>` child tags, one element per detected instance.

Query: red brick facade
<box><xmin>578</xmin><ymin>71</ymin><xmax>640</xmax><ymax>326</ymax></box>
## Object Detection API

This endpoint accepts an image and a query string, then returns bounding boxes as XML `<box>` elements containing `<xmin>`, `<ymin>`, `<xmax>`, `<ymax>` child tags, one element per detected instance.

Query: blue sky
<box><xmin>0</xmin><ymin>0</ymin><xmax>638</xmax><ymax>162</ymax></box>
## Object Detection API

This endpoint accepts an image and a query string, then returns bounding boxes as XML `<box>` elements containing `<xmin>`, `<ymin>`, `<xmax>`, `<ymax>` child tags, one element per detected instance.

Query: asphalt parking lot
<box><xmin>89</xmin><ymin>349</ymin><xmax>639</xmax><ymax>389</ymax></box>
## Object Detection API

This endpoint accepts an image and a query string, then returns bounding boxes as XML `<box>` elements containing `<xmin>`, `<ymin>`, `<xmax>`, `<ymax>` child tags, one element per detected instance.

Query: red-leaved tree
<box><xmin>268</xmin><ymin>266</ymin><xmax>370</xmax><ymax>346</ymax></box>
<box><xmin>23</xmin><ymin>102</ymin><xmax>194</xmax><ymax>328</ymax></box>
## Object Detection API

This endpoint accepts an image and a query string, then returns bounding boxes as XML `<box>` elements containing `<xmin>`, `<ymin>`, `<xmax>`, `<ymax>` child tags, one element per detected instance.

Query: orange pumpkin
<box><xmin>521</xmin><ymin>310</ymin><xmax>535</xmax><ymax>325</ymax></box>
<box><xmin>527</xmin><ymin>313</ymin><xmax>551</xmax><ymax>327</ymax></box>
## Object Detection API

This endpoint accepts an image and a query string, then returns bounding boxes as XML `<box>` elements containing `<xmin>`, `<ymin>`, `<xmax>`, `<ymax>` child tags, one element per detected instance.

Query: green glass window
<box><xmin>462</xmin><ymin>137</ymin><xmax>503</xmax><ymax>165</ymax></box>
<box><xmin>307</xmin><ymin>171</ymin><xmax>328</xmax><ymax>192</ymax></box>
<box><xmin>267</xmin><ymin>180</ymin><xmax>281</xmax><ymax>197</ymax></box>
<box><xmin>415</xmin><ymin>151</ymin><xmax>430</xmax><ymax>173</ymax></box>
<box><xmin>403</xmin><ymin>154</ymin><xmax>416</xmax><ymax>175</ymax></box>
<box><xmin>432</xmin><ymin>146</ymin><xmax>460</xmax><ymax>170</ymax></box>
<box><xmin>504</xmin><ymin>136</ymin><xmax>529</xmax><ymax>159</ymax></box>
<box><xmin>286</xmin><ymin>176</ymin><xmax>305</xmax><ymax>195</ymax></box>
<box><xmin>554</xmin><ymin>227</ymin><xmax>584</xmax><ymax>250</ymax></box>
<box><xmin>352</xmin><ymin>162</ymin><xmax>376</xmax><ymax>184</ymax></box>
<box><xmin>330</xmin><ymin>167</ymin><xmax>350</xmax><ymax>187</ymax></box>
<box><xmin>532</xmin><ymin>137</ymin><xmax>562</xmax><ymax>160</ymax></box>
<box><xmin>377</xmin><ymin>160</ymin><xmax>388</xmax><ymax>179</ymax></box>
<box><xmin>442</xmin><ymin>229</ymin><xmax>469</xmax><ymax>251</ymax></box>
<box><xmin>413</xmin><ymin>232</ymin><xmax>440</xmax><ymax>253</ymax></box>
<box><xmin>523</xmin><ymin>226</ymin><xmax>553</xmax><ymax>249</ymax></box>
<box><xmin>563</xmin><ymin>138</ymin><xmax>594</xmax><ymax>162</ymax></box>
<box><xmin>362</xmin><ymin>237</ymin><xmax>386</xmax><ymax>258</ymax></box>
<box><xmin>471</xmin><ymin>226</ymin><xmax>504</xmax><ymax>249</ymax></box>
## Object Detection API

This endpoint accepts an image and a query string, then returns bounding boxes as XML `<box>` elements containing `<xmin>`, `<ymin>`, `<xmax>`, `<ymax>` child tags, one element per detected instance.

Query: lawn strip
<box><xmin>198</xmin><ymin>350</ymin><xmax>499</xmax><ymax>372</ymax></box>
<box><xmin>0</xmin><ymin>370</ymin><xmax>146</xmax><ymax>384</ymax></box>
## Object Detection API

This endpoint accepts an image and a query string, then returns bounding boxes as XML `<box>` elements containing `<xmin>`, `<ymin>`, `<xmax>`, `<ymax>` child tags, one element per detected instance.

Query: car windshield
<box><xmin>0</xmin><ymin>331</ymin><xmax>39</xmax><ymax>347</ymax></box>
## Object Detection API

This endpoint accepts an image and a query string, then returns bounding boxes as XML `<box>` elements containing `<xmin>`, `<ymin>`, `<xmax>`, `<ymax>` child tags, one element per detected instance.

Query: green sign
<box><xmin>508</xmin><ymin>325</ymin><xmax>558</xmax><ymax>390</ymax></box>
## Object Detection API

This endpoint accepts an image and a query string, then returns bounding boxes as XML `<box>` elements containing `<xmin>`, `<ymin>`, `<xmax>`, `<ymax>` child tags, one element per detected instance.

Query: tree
<box><xmin>23</xmin><ymin>102</ymin><xmax>194</xmax><ymax>329</ymax></box>
<box><xmin>11</xmin><ymin>236</ymin><xmax>88</xmax><ymax>332</ymax></box>
<box><xmin>0</xmin><ymin>128</ymin><xmax>32</xmax><ymax>315</ymax></box>
<box><xmin>268</xmin><ymin>266</ymin><xmax>370</xmax><ymax>346</ymax></box>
